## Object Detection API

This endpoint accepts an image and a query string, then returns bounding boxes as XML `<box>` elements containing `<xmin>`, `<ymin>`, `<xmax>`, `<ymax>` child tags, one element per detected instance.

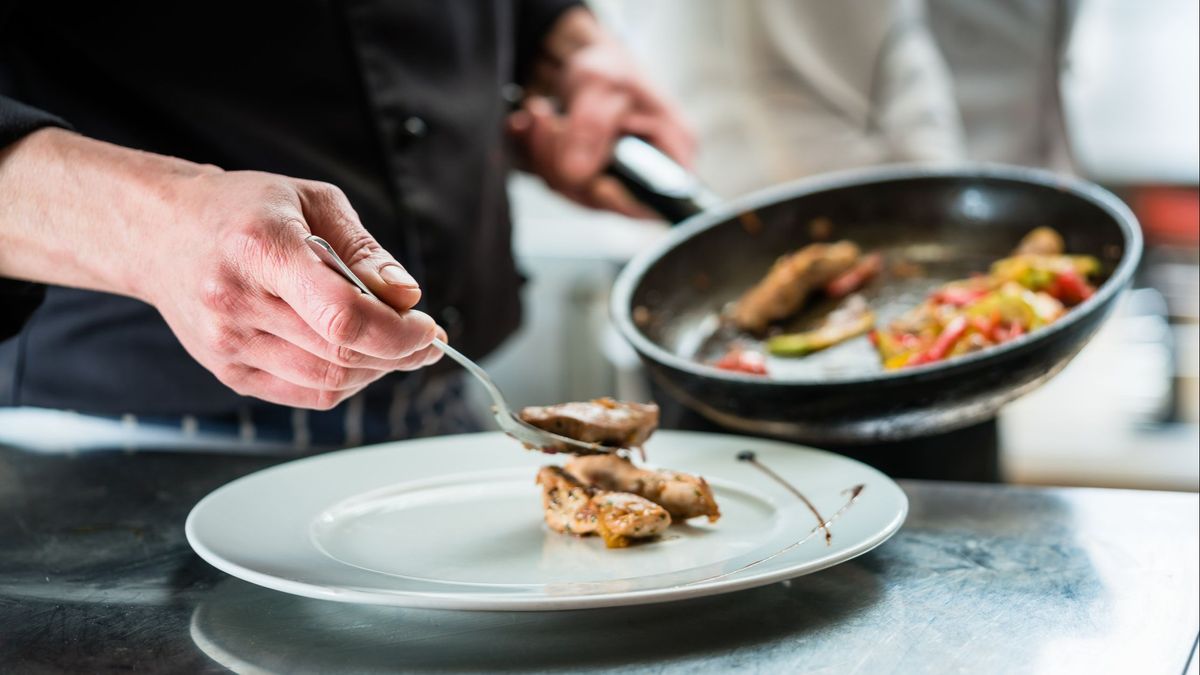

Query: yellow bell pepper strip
<box><xmin>870</xmin><ymin>330</ymin><xmax>918</xmax><ymax>369</ymax></box>
<box><xmin>990</xmin><ymin>254</ymin><xmax>1100</xmax><ymax>295</ymax></box>
<box><xmin>907</xmin><ymin>315</ymin><xmax>970</xmax><ymax>367</ymax></box>
<box><xmin>964</xmin><ymin>289</ymin><xmax>1036</xmax><ymax>327</ymax></box>
<box><xmin>869</xmin><ymin>228</ymin><xmax>1094</xmax><ymax>371</ymax></box>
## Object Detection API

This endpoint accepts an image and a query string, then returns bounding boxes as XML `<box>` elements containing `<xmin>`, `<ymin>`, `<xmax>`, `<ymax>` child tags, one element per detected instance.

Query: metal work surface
<box><xmin>0</xmin><ymin>444</ymin><xmax>1196</xmax><ymax>673</ymax></box>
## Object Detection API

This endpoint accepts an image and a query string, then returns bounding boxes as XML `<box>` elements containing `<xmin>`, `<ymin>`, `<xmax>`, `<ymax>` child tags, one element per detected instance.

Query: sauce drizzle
<box><xmin>738</xmin><ymin>450</ymin><xmax>833</xmax><ymax>544</ymax></box>
<box><xmin>681</xmin><ymin>451</ymin><xmax>866</xmax><ymax>587</ymax></box>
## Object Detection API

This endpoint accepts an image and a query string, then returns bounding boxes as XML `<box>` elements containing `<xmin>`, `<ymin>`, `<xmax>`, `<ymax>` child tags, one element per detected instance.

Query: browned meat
<box><xmin>519</xmin><ymin>398</ymin><xmax>660</xmax><ymax>448</ymax></box>
<box><xmin>536</xmin><ymin>466</ymin><xmax>670</xmax><ymax>547</ymax></box>
<box><xmin>565</xmin><ymin>454</ymin><xmax>721</xmax><ymax>523</ymax></box>
<box><xmin>730</xmin><ymin>241</ymin><xmax>860</xmax><ymax>334</ymax></box>
<box><xmin>1013</xmin><ymin>227</ymin><xmax>1065</xmax><ymax>256</ymax></box>
<box><xmin>592</xmin><ymin>492</ymin><xmax>672</xmax><ymax>548</ymax></box>
<box><xmin>536</xmin><ymin>466</ymin><xmax>598</xmax><ymax>536</ymax></box>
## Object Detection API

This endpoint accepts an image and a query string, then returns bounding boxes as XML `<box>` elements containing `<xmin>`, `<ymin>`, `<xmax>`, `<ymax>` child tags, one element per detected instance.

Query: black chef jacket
<box><xmin>0</xmin><ymin>0</ymin><xmax>577</xmax><ymax>415</ymax></box>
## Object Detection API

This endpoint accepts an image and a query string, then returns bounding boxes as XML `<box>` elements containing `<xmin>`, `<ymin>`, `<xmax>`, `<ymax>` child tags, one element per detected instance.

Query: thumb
<box><xmin>298</xmin><ymin>181</ymin><xmax>422</xmax><ymax>311</ymax></box>
<box><xmin>561</xmin><ymin>85</ymin><xmax>630</xmax><ymax>184</ymax></box>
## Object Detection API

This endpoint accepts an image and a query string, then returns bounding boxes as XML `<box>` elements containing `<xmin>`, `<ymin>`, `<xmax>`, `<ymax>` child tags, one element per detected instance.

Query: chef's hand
<box><xmin>508</xmin><ymin>7</ymin><xmax>695</xmax><ymax>218</ymax></box>
<box><xmin>0</xmin><ymin>129</ymin><xmax>443</xmax><ymax>410</ymax></box>
<box><xmin>153</xmin><ymin>171</ymin><xmax>446</xmax><ymax>410</ymax></box>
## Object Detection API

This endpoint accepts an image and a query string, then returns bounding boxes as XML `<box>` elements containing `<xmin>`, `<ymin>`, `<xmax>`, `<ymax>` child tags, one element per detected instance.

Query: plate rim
<box><xmin>185</xmin><ymin>431</ymin><xmax>908</xmax><ymax>611</ymax></box>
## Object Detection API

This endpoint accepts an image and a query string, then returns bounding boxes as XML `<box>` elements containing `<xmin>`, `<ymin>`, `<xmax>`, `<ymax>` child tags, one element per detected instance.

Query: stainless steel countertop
<box><xmin>1</xmin><ymin>444</ymin><xmax>1196</xmax><ymax>673</ymax></box>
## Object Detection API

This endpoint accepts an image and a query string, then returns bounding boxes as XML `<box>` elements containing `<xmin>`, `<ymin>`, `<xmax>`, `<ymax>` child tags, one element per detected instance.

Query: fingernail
<box><xmin>380</xmin><ymin>264</ymin><xmax>417</xmax><ymax>287</ymax></box>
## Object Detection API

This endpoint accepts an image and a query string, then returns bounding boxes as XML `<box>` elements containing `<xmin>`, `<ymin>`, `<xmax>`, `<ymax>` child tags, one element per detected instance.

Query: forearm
<box><xmin>0</xmin><ymin>128</ymin><xmax>213</xmax><ymax>301</ymax></box>
<box><xmin>0</xmin><ymin>127</ymin><xmax>443</xmax><ymax>408</ymax></box>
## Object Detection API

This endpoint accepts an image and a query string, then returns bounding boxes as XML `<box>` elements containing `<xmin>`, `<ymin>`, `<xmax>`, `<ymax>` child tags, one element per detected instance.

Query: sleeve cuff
<box><xmin>514</xmin><ymin>0</ymin><xmax>583</xmax><ymax>84</ymax></box>
<box><xmin>1</xmin><ymin>94</ymin><xmax>70</xmax><ymax>149</ymax></box>
<box><xmin>0</xmin><ymin>96</ymin><xmax>62</xmax><ymax>338</ymax></box>
<box><xmin>0</xmin><ymin>278</ymin><xmax>45</xmax><ymax>341</ymax></box>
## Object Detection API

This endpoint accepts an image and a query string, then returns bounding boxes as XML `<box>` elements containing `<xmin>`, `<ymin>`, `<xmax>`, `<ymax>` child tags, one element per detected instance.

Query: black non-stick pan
<box><xmin>606</xmin><ymin>148</ymin><xmax>1142</xmax><ymax>444</ymax></box>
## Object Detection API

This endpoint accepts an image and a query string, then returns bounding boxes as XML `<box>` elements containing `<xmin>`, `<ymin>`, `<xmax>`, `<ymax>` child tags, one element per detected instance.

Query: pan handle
<box><xmin>606</xmin><ymin>137</ymin><xmax>722</xmax><ymax>225</ymax></box>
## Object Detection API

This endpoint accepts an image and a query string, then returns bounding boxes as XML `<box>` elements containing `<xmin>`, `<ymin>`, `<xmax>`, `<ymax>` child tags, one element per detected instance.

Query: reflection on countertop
<box><xmin>175</xmin><ymin>484</ymin><xmax>1200</xmax><ymax>673</ymax></box>
<box><xmin>2</xmin><ymin>421</ymin><xmax>1196</xmax><ymax>673</ymax></box>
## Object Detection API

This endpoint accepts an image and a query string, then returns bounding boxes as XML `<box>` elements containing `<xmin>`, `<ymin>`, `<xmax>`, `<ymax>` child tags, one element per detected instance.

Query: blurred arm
<box><xmin>0</xmin><ymin>94</ymin><xmax>71</xmax><ymax>339</ymax></box>
<box><xmin>508</xmin><ymin>6</ymin><xmax>695</xmax><ymax>217</ymax></box>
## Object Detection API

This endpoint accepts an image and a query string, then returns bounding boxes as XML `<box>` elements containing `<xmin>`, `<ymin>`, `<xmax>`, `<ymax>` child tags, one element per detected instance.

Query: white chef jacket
<box><xmin>596</xmin><ymin>0</ymin><xmax>966</xmax><ymax>196</ymax></box>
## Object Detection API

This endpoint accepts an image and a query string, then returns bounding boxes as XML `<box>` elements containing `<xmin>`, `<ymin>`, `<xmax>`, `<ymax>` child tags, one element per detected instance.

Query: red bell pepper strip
<box><xmin>971</xmin><ymin>315</ymin><xmax>997</xmax><ymax>338</ymax></box>
<box><xmin>932</xmin><ymin>286</ymin><xmax>990</xmax><ymax>307</ymax></box>
<box><xmin>1048</xmin><ymin>270</ymin><xmax>1094</xmax><ymax>305</ymax></box>
<box><xmin>994</xmin><ymin>321</ymin><xmax>1026</xmax><ymax>343</ymax></box>
<box><xmin>825</xmin><ymin>253</ymin><xmax>884</xmax><ymax>299</ymax></box>
<box><xmin>714</xmin><ymin>348</ymin><xmax>768</xmax><ymax>376</ymax></box>
<box><xmin>909</xmin><ymin>316</ymin><xmax>969</xmax><ymax>366</ymax></box>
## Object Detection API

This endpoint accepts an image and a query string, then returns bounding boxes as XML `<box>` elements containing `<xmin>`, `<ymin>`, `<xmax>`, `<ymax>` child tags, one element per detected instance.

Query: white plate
<box><xmin>186</xmin><ymin>431</ymin><xmax>907</xmax><ymax>611</ymax></box>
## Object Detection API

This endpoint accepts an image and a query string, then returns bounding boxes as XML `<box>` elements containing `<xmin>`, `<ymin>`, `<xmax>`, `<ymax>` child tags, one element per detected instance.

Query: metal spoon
<box><xmin>304</xmin><ymin>235</ymin><xmax>616</xmax><ymax>455</ymax></box>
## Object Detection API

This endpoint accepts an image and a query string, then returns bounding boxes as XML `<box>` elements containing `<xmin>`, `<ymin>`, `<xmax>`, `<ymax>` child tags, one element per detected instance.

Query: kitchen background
<box><xmin>0</xmin><ymin>1</ymin><xmax>1194</xmax><ymax>492</ymax></box>
<box><xmin>481</xmin><ymin>0</ymin><xmax>1200</xmax><ymax>491</ymax></box>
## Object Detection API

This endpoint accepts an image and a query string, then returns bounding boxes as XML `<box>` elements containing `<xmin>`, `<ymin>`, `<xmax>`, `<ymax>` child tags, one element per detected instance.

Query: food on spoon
<box><xmin>519</xmin><ymin>398</ymin><xmax>659</xmax><ymax>449</ymax></box>
<box><xmin>870</xmin><ymin>228</ymin><xmax>1098</xmax><ymax>369</ymax></box>
<box><xmin>767</xmin><ymin>295</ymin><xmax>875</xmax><ymax>357</ymax></box>
<box><xmin>712</xmin><ymin>345</ymin><xmax>768</xmax><ymax>375</ymax></box>
<box><xmin>729</xmin><ymin>241</ymin><xmax>861</xmax><ymax>334</ymax></box>
<box><xmin>536</xmin><ymin>466</ymin><xmax>671</xmax><ymax>547</ymax></box>
<box><xmin>566</xmin><ymin>454</ymin><xmax>721</xmax><ymax>523</ymax></box>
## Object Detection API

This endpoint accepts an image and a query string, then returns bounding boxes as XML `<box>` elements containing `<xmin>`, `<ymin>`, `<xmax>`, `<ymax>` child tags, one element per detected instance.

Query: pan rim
<box><xmin>610</xmin><ymin>161</ymin><xmax>1143</xmax><ymax>388</ymax></box>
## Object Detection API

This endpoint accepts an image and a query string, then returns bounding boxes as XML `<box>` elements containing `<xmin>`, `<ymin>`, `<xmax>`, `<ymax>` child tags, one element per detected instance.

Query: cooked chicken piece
<box><xmin>536</xmin><ymin>466</ymin><xmax>599</xmax><ymax>536</ymax></box>
<box><xmin>1013</xmin><ymin>227</ymin><xmax>1065</xmax><ymax>256</ymax></box>
<box><xmin>536</xmin><ymin>466</ymin><xmax>669</xmax><ymax>547</ymax></box>
<box><xmin>520</xmin><ymin>398</ymin><xmax>660</xmax><ymax>449</ymax></box>
<box><xmin>730</xmin><ymin>241</ymin><xmax>861</xmax><ymax>334</ymax></box>
<box><xmin>566</xmin><ymin>454</ymin><xmax>721</xmax><ymax>523</ymax></box>
<box><xmin>592</xmin><ymin>492</ymin><xmax>672</xmax><ymax>548</ymax></box>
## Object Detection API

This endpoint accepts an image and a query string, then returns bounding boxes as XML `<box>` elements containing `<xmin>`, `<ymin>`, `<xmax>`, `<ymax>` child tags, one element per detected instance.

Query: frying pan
<box><xmin>606</xmin><ymin>143</ymin><xmax>1142</xmax><ymax>444</ymax></box>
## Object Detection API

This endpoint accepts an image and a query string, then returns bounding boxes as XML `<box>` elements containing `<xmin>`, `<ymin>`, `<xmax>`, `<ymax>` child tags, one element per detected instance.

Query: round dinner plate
<box><xmin>186</xmin><ymin>431</ymin><xmax>907</xmax><ymax>611</ymax></box>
